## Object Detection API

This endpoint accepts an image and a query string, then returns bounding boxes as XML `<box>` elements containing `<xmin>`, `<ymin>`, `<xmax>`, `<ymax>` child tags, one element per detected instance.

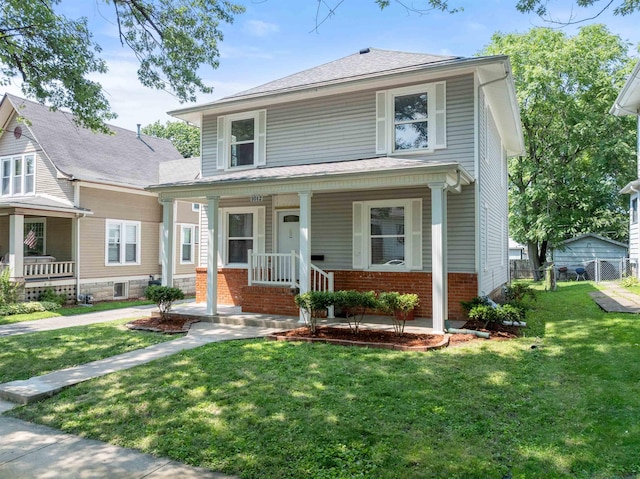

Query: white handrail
<box><xmin>23</xmin><ymin>261</ymin><xmax>75</xmax><ymax>278</ymax></box>
<box><xmin>248</xmin><ymin>250</ymin><xmax>297</xmax><ymax>288</ymax></box>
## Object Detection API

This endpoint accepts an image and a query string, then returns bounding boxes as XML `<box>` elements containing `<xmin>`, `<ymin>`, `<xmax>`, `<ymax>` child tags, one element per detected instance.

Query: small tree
<box><xmin>378</xmin><ymin>292</ymin><xmax>419</xmax><ymax>336</ymax></box>
<box><xmin>0</xmin><ymin>268</ymin><xmax>23</xmax><ymax>306</ymax></box>
<box><xmin>144</xmin><ymin>285</ymin><xmax>184</xmax><ymax>322</ymax></box>
<box><xmin>294</xmin><ymin>291</ymin><xmax>334</xmax><ymax>335</ymax></box>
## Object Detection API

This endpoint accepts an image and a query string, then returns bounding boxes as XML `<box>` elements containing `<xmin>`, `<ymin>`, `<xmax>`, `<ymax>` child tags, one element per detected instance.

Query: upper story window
<box><xmin>216</xmin><ymin>110</ymin><xmax>267</xmax><ymax>171</ymax></box>
<box><xmin>376</xmin><ymin>82</ymin><xmax>446</xmax><ymax>155</ymax></box>
<box><xmin>1</xmin><ymin>154</ymin><xmax>35</xmax><ymax>197</ymax></box>
<box><xmin>105</xmin><ymin>220</ymin><xmax>140</xmax><ymax>266</ymax></box>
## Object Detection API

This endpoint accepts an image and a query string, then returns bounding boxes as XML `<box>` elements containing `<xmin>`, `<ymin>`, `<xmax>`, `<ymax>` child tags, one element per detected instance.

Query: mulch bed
<box><xmin>126</xmin><ymin>316</ymin><xmax>200</xmax><ymax>334</ymax></box>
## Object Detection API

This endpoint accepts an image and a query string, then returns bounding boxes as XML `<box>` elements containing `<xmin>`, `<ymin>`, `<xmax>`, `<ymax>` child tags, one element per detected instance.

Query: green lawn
<box><xmin>0</xmin><ymin>319</ymin><xmax>180</xmax><ymax>383</ymax></box>
<box><xmin>0</xmin><ymin>300</ymin><xmax>154</xmax><ymax>325</ymax></box>
<box><xmin>8</xmin><ymin>282</ymin><xmax>640</xmax><ymax>478</ymax></box>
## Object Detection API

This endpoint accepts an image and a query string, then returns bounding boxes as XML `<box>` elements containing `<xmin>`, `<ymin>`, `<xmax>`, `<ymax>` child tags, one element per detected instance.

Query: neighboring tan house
<box><xmin>613</xmin><ymin>60</ymin><xmax>640</xmax><ymax>267</ymax></box>
<box><xmin>0</xmin><ymin>94</ymin><xmax>199</xmax><ymax>302</ymax></box>
<box><xmin>149</xmin><ymin>48</ymin><xmax>524</xmax><ymax>333</ymax></box>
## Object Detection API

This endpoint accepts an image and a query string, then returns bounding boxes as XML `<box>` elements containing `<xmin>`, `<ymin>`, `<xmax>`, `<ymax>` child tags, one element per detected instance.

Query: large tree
<box><xmin>142</xmin><ymin>120</ymin><xmax>199</xmax><ymax>158</ymax></box>
<box><xmin>0</xmin><ymin>0</ymin><xmax>243</xmax><ymax>133</ymax></box>
<box><xmin>481</xmin><ymin>25</ymin><xmax>637</xmax><ymax>278</ymax></box>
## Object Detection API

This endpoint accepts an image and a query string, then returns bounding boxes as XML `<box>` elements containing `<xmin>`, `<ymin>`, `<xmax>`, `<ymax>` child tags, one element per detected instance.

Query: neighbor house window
<box><xmin>181</xmin><ymin>225</ymin><xmax>196</xmax><ymax>264</ymax></box>
<box><xmin>106</xmin><ymin>220</ymin><xmax>140</xmax><ymax>265</ymax></box>
<box><xmin>632</xmin><ymin>197</ymin><xmax>638</xmax><ymax>224</ymax></box>
<box><xmin>352</xmin><ymin>199</ymin><xmax>422</xmax><ymax>270</ymax></box>
<box><xmin>113</xmin><ymin>282</ymin><xmax>128</xmax><ymax>299</ymax></box>
<box><xmin>376</xmin><ymin>82</ymin><xmax>446</xmax><ymax>155</ymax></box>
<box><xmin>192</xmin><ymin>203</ymin><xmax>200</xmax><ymax>212</ymax></box>
<box><xmin>1</xmin><ymin>154</ymin><xmax>35</xmax><ymax>197</ymax></box>
<box><xmin>24</xmin><ymin>219</ymin><xmax>45</xmax><ymax>256</ymax></box>
<box><xmin>216</xmin><ymin>110</ymin><xmax>267</xmax><ymax>170</ymax></box>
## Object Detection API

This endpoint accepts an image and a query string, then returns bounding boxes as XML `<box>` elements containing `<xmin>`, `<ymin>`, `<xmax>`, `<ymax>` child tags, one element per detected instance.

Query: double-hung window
<box><xmin>180</xmin><ymin>225</ymin><xmax>198</xmax><ymax>264</ymax></box>
<box><xmin>353</xmin><ymin>199</ymin><xmax>422</xmax><ymax>270</ymax></box>
<box><xmin>1</xmin><ymin>154</ymin><xmax>35</xmax><ymax>197</ymax></box>
<box><xmin>216</xmin><ymin>110</ymin><xmax>267</xmax><ymax>170</ymax></box>
<box><xmin>106</xmin><ymin>220</ymin><xmax>140</xmax><ymax>265</ymax></box>
<box><xmin>376</xmin><ymin>82</ymin><xmax>446</xmax><ymax>155</ymax></box>
<box><xmin>217</xmin><ymin>207</ymin><xmax>265</xmax><ymax>266</ymax></box>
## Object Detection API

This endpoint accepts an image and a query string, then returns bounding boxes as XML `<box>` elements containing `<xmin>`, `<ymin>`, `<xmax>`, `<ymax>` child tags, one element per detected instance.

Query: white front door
<box><xmin>277</xmin><ymin>210</ymin><xmax>300</xmax><ymax>280</ymax></box>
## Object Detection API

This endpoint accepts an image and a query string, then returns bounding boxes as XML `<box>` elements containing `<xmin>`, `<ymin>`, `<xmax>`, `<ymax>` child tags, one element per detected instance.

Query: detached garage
<box><xmin>552</xmin><ymin>233</ymin><xmax>629</xmax><ymax>281</ymax></box>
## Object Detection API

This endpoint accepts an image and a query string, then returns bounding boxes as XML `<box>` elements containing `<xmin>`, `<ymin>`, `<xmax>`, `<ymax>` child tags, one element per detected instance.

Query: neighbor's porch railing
<box><xmin>247</xmin><ymin>250</ymin><xmax>335</xmax><ymax>318</ymax></box>
<box><xmin>23</xmin><ymin>261</ymin><xmax>75</xmax><ymax>279</ymax></box>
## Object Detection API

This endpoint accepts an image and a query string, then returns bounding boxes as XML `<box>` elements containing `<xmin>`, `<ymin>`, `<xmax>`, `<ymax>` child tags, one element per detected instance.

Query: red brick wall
<box><xmin>195</xmin><ymin>268</ymin><xmax>477</xmax><ymax>320</ymax></box>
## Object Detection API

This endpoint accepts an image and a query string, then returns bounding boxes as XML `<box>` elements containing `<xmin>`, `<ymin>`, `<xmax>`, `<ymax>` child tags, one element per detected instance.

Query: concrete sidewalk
<box><xmin>0</xmin><ymin>416</ymin><xmax>236</xmax><ymax>478</ymax></box>
<box><xmin>589</xmin><ymin>283</ymin><xmax>640</xmax><ymax>313</ymax></box>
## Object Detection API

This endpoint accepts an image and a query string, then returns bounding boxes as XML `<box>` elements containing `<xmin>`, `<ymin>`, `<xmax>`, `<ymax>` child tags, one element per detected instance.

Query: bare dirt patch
<box><xmin>127</xmin><ymin>316</ymin><xmax>199</xmax><ymax>334</ymax></box>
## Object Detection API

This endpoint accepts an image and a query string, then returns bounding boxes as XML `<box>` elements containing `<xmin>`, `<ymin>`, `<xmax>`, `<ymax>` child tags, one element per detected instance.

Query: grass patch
<box><xmin>0</xmin><ymin>319</ymin><xmax>180</xmax><ymax>383</ymax></box>
<box><xmin>8</xmin><ymin>282</ymin><xmax>640</xmax><ymax>478</ymax></box>
<box><xmin>0</xmin><ymin>300</ymin><xmax>154</xmax><ymax>325</ymax></box>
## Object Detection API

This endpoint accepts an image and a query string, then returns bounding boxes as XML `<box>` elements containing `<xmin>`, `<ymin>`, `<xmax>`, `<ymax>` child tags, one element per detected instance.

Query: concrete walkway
<box><xmin>589</xmin><ymin>282</ymin><xmax>640</xmax><ymax>313</ymax></box>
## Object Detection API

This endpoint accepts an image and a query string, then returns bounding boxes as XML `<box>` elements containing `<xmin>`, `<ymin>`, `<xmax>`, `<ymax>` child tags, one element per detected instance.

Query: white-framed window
<box><xmin>352</xmin><ymin>199</ymin><xmax>422</xmax><ymax>270</ymax></box>
<box><xmin>113</xmin><ymin>282</ymin><xmax>129</xmax><ymax>299</ymax></box>
<box><xmin>180</xmin><ymin>225</ymin><xmax>197</xmax><ymax>264</ymax></box>
<box><xmin>216</xmin><ymin>110</ymin><xmax>267</xmax><ymax>170</ymax></box>
<box><xmin>1</xmin><ymin>154</ymin><xmax>35</xmax><ymax>197</ymax></box>
<box><xmin>632</xmin><ymin>197</ymin><xmax>638</xmax><ymax>224</ymax></box>
<box><xmin>218</xmin><ymin>206</ymin><xmax>265</xmax><ymax>266</ymax></box>
<box><xmin>376</xmin><ymin>82</ymin><xmax>446</xmax><ymax>155</ymax></box>
<box><xmin>24</xmin><ymin>218</ymin><xmax>46</xmax><ymax>256</ymax></box>
<box><xmin>105</xmin><ymin>220</ymin><xmax>141</xmax><ymax>266</ymax></box>
<box><xmin>192</xmin><ymin>203</ymin><xmax>200</xmax><ymax>212</ymax></box>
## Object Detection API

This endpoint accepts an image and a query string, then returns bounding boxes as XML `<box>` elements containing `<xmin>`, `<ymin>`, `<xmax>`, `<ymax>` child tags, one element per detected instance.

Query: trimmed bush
<box><xmin>378</xmin><ymin>292</ymin><xmax>420</xmax><ymax>336</ymax></box>
<box><xmin>144</xmin><ymin>285</ymin><xmax>184</xmax><ymax>322</ymax></box>
<box><xmin>0</xmin><ymin>301</ymin><xmax>60</xmax><ymax>316</ymax></box>
<box><xmin>39</xmin><ymin>287</ymin><xmax>67</xmax><ymax>306</ymax></box>
<box><xmin>294</xmin><ymin>291</ymin><xmax>334</xmax><ymax>334</ymax></box>
<box><xmin>334</xmin><ymin>290</ymin><xmax>377</xmax><ymax>334</ymax></box>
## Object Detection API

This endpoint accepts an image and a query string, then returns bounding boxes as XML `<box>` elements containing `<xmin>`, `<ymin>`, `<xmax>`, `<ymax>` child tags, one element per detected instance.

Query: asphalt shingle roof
<box><xmin>2</xmin><ymin>94</ymin><xmax>184</xmax><ymax>189</ymax></box>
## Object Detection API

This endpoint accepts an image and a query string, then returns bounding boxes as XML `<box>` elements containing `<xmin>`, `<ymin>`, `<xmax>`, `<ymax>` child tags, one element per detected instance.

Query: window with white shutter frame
<box><xmin>216</xmin><ymin>116</ymin><xmax>226</xmax><ymax>170</ymax></box>
<box><xmin>216</xmin><ymin>110</ymin><xmax>267</xmax><ymax>170</ymax></box>
<box><xmin>375</xmin><ymin>91</ymin><xmax>388</xmax><ymax>154</ymax></box>
<box><xmin>352</xmin><ymin>202</ymin><xmax>364</xmax><ymax>268</ymax></box>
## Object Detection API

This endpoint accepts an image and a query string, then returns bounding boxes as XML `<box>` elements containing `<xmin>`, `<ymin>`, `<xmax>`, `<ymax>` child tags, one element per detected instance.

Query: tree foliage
<box><xmin>0</xmin><ymin>0</ymin><xmax>244</xmax><ymax>133</ymax></box>
<box><xmin>515</xmin><ymin>0</ymin><xmax>640</xmax><ymax>20</ymax></box>
<box><xmin>480</xmin><ymin>25</ymin><xmax>637</xmax><ymax>277</ymax></box>
<box><xmin>142</xmin><ymin>120</ymin><xmax>199</xmax><ymax>158</ymax></box>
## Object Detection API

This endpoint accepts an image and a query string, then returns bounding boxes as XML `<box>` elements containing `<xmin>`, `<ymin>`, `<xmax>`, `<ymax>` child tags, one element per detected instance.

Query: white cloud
<box><xmin>243</xmin><ymin>20</ymin><xmax>280</xmax><ymax>37</ymax></box>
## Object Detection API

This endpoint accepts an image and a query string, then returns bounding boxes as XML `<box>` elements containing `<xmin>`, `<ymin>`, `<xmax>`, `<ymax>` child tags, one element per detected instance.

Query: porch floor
<box><xmin>171</xmin><ymin>303</ymin><xmax>466</xmax><ymax>334</ymax></box>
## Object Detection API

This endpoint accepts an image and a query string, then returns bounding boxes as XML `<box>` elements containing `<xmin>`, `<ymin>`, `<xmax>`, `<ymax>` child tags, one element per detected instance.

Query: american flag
<box><xmin>24</xmin><ymin>229</ymin><xmax>37</xmax><ymax>249</ymax></box>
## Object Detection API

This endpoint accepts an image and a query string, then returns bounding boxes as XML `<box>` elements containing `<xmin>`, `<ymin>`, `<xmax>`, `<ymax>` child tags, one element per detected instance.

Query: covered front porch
<box><xmin>152</xmin><ymin>158</ymin><xmax>475</xmax><ymax>334</ymax></box>
<box><xmin>0</xmin><ymin>198</ymin><xmax>91</xmax><ymax>300</ymax></box>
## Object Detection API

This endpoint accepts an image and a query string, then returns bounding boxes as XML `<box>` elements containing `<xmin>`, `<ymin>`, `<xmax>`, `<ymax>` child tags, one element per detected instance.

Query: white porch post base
<box><xmin>429</xmin><ymin>183</ymin><xmax>447</xmax><ymax>334</ymax></box>
<box><xmin>9</xmin><ymin>214</ymin><xmax>24</xmax><ymax>281</ymax></box>
<box><xmin>160</xmin><ymin>199</ymin><xmax>175</xmax><ymax>288</ymax></box>
<box><xmin>207</xmin><ymin>196</ymin><xmax>220</xmax><ymax>317</ymax></box>
<box><xmin>298</xmin><ymin>191</ymin><xmax>312</xmax><ymax>323</ymax></box>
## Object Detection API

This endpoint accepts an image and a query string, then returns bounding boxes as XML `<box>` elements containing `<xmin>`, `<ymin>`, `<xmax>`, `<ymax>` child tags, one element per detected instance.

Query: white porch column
<box><xmin>8</xmin><ymin>214</ymin><xmax>24</xmax><ymax>281</ymax></box>
<box><xmin>429</xmin><ymin>183</ymin><xmax>448</xmax><ymax>334</ymax></box>
<box><xmin>206</xmin><ymin>195</ymin><xmax>220</xmax><ymax>317</ymax></box>
<box><xmin>298</xmin><ymin>191</ymin><xmax>312</xmax><ymax>322</ymax></box>
<box><xmin>160</xmin><ymin>199</ymin><xmax>175</xmax><ymax>288</ymax></box>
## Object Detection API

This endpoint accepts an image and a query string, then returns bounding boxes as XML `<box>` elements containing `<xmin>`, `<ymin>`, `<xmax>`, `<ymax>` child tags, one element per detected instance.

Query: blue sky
<box><xmin>5</xmin><ymin>0</ymin><xmax>640</xmax><ymax>130</ymax></box>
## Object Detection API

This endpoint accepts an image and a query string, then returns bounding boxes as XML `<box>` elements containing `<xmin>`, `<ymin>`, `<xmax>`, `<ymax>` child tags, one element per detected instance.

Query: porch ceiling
<box><xmin>0</xmin><ymin>196</ymin><xmax>93</xmax><ymax>218</ymax></box>
<box><xmin>149</xmin><ymin>157</ymin><xmax>474</xmax><ymax>201</ymax></box>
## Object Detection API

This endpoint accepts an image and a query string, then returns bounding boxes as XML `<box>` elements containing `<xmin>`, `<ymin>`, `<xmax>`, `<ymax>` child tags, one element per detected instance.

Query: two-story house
<box><xmin>613</xmin><ymin>60</ymin><xmax>640</xmax><ymax>266</ymax></box>
<box><xmin>0</xmin><ymin>93</ymin><xmax>200</xmax><ymax>302</ymax></box>
<box><xmin>149</xmin><ymin>48</ymin><xmax>524</xmax><ymax>333</ymax></box>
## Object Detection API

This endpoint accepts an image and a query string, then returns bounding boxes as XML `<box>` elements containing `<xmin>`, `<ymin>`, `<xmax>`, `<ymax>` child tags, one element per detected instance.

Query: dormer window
<box><xmin>216</xmin><ymin>110</ymin><xmax>267</xmax><ymax>170</ymax></box>
<box><xmin>1</xmin><ymin>154</ymin><xmax>35</xmax><ymax>197</ymax></box>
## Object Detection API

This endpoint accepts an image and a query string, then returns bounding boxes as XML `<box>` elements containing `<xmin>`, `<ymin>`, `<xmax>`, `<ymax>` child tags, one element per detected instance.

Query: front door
<box><xmin>277</xmin><ymin>210</ymin><xmax>300</xmax><ymax>280</ymax></box>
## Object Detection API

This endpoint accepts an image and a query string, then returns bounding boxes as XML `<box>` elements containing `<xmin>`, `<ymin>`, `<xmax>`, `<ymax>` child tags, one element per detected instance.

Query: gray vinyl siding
<box><xmin>200</xmin><ymin>74</ymin><xmax>475</xmax><ymax>177</ymax></box>
<box><xmin>553</xmin><ymin>237</ymin><xmax>628</xmax><ymax>268</ymax></box>
<box><xmin>0</xmin><ymin>115</ymin><xmax>74</xmax><ymax>203</ymax></box>
<box><xmin>478</xmin><ymin>93</ymin><xmax>509</xmax><ymax>295</ymax></box>
<box><xmin>447</xmin><ymin>187</ymin><xmax>476</xmax><ymax>273</ymax></box>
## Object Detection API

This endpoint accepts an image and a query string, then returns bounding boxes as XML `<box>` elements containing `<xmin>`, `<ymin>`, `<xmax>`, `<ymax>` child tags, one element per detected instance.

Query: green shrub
<box><xmin>620</xmin><ymin>276</ymin><xmax>640</xmax><ymax>288</ymax></box>
<box><xmin>461</xmin><ymin>296</ymin><xmax>491</xmax><ymax>313</ymax></box>
<box><xmin>333</xmin><ymin>290</ymin><xmax>377</xmax><ymax>334</ymax></box>
<box><xmin>504</xmin><ymin>282</ymin><xmax>537</xmax><ymax>303</ymax></box>
<box><xmin>0</xmin><ymin>268</ymin><xmax>23</xmax><ymax>306</ymax></box>
<box><xmin>0</xmin><ymin>301</ymin><xmax>60</xmax><ymax>316</ymax></box>
<box><xmin>499</xmin><ymin>303</ymin><xmax>526</xmax><ymax>323</ymax></box>
<box><xmin>38</xmin><ymin>287</ymin><xmax>67</xmax><ymax>306</ymax></box>
<box><xmin>144</xmin><ymin>285</ymin><xmax>184</xmax><ymax>322</ymax></box>
<box><xmin>468</xmin><ymin>304</ymin><xmax>500</xmax><ymax>327</ymax></box>
<box><xmin>378</xmin><ymin>292</ymin><xmax>420</xmax><ymax>336</ymax></box>
<box><xmin>294</xmin><ymin>291</ymin><xmax>334</xmax><ymax>334</ymax></box>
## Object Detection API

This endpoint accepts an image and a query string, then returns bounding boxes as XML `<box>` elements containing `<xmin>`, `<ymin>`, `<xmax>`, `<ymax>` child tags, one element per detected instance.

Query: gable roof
<box><xmin>0</xmin><ymin>94</ymin><xmax>184</xmax><ymax>189</ymax></box>
<box><xmin>610</xmin><ymin>59</ymin><xmax>640</xmax><ymax>116</ymax></box>
<box><xmin>557</xmin><ymin>233</ymin><xmax>628</xmax><ymax>249</ymax></box>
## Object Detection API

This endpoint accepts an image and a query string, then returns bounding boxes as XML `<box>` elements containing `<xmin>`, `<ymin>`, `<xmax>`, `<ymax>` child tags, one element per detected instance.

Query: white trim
<box><xmin>113</xmin><ymin>281</ymin><xmax>129</xmax><ymax>300</ymax></box>
<box><xmin>78</xmin><ymin>275</ymin><xmax>155</xmax><ymax>283</ymax></box>
<box><xmin>77</xmin><ymin>180</ymin><xmax>157</xmax><ymax>197</ymax></box>
<box><xmin>274</xmin><ymin>208</ymin><xmax>300</xmax><ymax>255</ymax></box>
<box><xmin>179</xmin><ymin>224</ymin><xmax>197</xmax><ymax>264</ymax></box>
<box><xmin>219</xmin><ymin>206</ymin><xmax>265</xmax><ymax>266</ymax></box>
<box><xmin>218</xmin><ymin>110</ymin><xmax>266</xmax><ymax>171</ymax></box>
<box><xmin>24</xmin><ymin>217</ymin><xmax>46</xmax><ymax>256</ymax></box>
<box><xmin>1</xmin><ymin>153</ymin><xmax>36</xmax><ymax>197</ymax></box>
<box><xmin>105</xmin><ymin>219</ymin><xmax>141</xmax><ymax>266</ymax></box>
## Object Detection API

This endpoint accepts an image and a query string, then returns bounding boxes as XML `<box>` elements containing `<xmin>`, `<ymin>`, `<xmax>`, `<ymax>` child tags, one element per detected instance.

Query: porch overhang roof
<box><xmin>610</xmin><ymin>60</ymin><xmax>640</xmax><ymax>116</ymax></box>
<box><xmin>0</xmin><ymin>196</ymin><xmax>93</xmax><ymax>217</ymax></box>
<box><xmin>620</xmin><ymin>179</ymin><xmax>640</xmax><ymax>194</ymax></box>
<box><xmin>147</xmin><ymin>157</ymin><xmax>474</xmax><ymax>201</ymax></box>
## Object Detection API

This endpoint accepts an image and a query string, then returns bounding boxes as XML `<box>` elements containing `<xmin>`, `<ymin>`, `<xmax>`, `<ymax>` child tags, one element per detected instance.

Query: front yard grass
<box><xmin>0</xmin><ymin>319</ymin><xmax>180</xmax><ymax>383</ymax></box>
<box><xmin>0</xmin><ymin>299</ymin><xmax>155</xmax><ymax>325</ymax></box>
<box><xmin>8</xmin><ymin>282</ymin><xmax>640</xmax><ymax>478</ymax></box>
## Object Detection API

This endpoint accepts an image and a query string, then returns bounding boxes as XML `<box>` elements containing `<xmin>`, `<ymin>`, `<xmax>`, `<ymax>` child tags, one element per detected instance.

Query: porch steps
<box><xmin>167</xmin><ymin>305</ymin><xmax>302</xmax><ymax>330</ymax></box>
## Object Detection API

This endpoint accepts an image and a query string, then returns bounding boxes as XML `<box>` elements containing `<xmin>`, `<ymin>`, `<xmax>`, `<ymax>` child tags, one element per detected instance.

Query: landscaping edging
<box><xmin>266</xmin><ymin>331</ymin><xmax>451</xmax><ymax>351</ymax></box>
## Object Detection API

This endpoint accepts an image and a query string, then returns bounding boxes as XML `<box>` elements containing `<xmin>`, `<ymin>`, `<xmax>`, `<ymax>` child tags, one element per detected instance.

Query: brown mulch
<box><xmin>126</xmin><ymin>316</ymin><xmax>199</xmax><ymax>334</ymax></box>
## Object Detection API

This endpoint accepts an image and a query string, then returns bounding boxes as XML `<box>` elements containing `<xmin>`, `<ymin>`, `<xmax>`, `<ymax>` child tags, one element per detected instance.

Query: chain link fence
<box><xmin>582</xmin><ymin>258</ymin><xmax>637</xmax><ymax>282</ymax></box>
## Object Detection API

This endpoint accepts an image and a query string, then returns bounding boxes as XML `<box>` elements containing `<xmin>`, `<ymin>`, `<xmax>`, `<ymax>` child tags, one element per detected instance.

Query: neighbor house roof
<box><xmin>167</xmin><ymin>48</ymin><xmax>524</xmax><ymax>155</ymax></box>
<box><xmin>0</xmin><ymin>94</ymin><xmax>185</xmax><ymax>189</ymax></box>
<box><xmin>610</xmin><ymin>59</ymin><xmax>640</xmax><ymax>116</ymax></box>
<box><xmin>158</xmin><ymin>157</ymin><xmax>201</xmax><ymax>184</ymax></box>
<box><xmin>557</xmin><ymin>233</ymin><xmax>628</xmax><ymax>249</ymax></box>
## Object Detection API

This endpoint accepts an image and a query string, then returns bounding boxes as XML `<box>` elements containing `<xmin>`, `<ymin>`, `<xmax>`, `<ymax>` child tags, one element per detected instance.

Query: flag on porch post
<box><xmin>24</xmin><ymin>229</ymin><xmax>37</xmax><ymax>249</ymax></box>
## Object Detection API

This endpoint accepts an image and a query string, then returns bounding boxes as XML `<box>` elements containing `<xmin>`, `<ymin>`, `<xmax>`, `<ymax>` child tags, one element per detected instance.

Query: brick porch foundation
<box><xmin>196</xmin><ymin>268</ymin><xmax>478</xmax><ymax>320</ymax></box>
